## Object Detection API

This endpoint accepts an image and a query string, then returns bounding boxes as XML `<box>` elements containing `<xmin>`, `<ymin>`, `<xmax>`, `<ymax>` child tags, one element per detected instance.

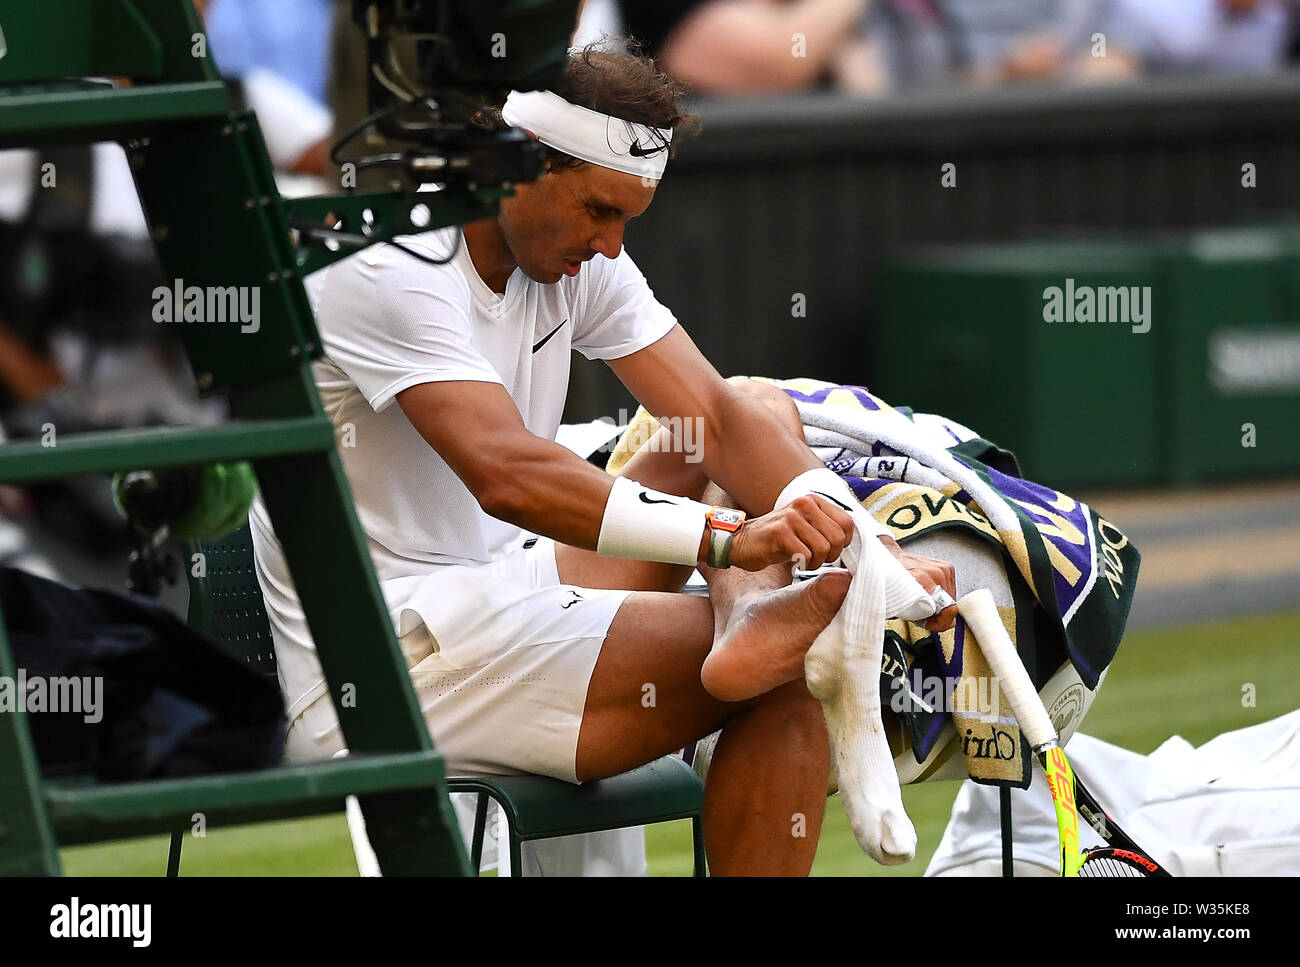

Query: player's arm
<box><xmin>396</xmin><ymin>379</ymin><xmax>620</xmax><ymax>551</ymax></box>
<box><xmin>609</xmin><ymin>324</ymin><xmax>958</xmax><ymax>628</ymax></box>
<box><xmin>395</xmin><ymin>377</ymin><xmax>856</xmax><ymax>571</ymax></box>
<box><xmin>607</xmin><ymin>324</ymin><xmax>824</xmax><ymax>514</ymax></box>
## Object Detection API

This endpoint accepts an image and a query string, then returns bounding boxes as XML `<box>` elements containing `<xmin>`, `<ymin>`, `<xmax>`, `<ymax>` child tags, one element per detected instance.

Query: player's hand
<box><xmin>879</xmin><ymin>535</ymin><xmax>958</xmax><ymax>632</ymax></box>
<box><xmin>727</xmin><ymin>494</ymin><xmax>855</xmax><ymax>572</ymax></box>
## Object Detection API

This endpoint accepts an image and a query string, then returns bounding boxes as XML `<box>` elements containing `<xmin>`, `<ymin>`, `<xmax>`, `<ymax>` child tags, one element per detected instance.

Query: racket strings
<box><xmin>1078</xmin><ymin>852</ymin><xmax>1153</xmax><ymax>877</ymax></box>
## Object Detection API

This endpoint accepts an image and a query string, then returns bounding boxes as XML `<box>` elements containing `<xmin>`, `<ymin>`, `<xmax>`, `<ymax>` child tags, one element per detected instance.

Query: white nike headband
<box><xmin>501</xmin><ymin>89</ymin><xmax>673</xmax><ymax>181</ymax></box>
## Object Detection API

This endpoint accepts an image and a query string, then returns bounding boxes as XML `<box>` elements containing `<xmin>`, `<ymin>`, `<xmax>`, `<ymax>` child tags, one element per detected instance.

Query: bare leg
<box><xmin>569</xmin><ymin>378</ymin><xmax>839</xmax><ymax>873</ymax></box>
<box><xmin>701</xmin><ymin>678</ymin><xmax>830</xmax><ymax>875</ymax></box>
<box><xmin>575</xmin><ymin>590</ymin><xmax>834</xmax><ymax>875</ymax></box>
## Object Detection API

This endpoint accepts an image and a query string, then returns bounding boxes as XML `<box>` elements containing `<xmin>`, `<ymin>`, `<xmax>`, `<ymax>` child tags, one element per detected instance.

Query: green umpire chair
<box><xmin>0</xmin><ymin>0</ymin><xmax>701</xmax><ymax>877</ymax></box>
<box><xmin>178</xmin><ymin>522</ymin><xmax>708</xmax><ymax>877</ymax></box>
<box><xmin>1</xmin><ymin>0</ymin><xmax>485</xmax><ymax>875</ymax></box>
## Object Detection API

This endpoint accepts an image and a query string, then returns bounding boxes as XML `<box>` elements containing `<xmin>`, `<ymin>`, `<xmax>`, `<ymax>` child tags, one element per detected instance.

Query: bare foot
<box><xmin>700</xmin><ymin>569</ymin><xmax>852</xmax><ymax>702</ymax></box>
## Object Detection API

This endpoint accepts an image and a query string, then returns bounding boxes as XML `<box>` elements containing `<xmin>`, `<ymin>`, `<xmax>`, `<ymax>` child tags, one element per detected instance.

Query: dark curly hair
<box><xmin>494</xmin><ymin>40</ymin><xmax>700</xmax><ymax>171</ymax></box>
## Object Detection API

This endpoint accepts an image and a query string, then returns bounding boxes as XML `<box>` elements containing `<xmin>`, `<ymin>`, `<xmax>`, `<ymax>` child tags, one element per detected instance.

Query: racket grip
<box><xmin>957</xmin><ymin>588</ymin><xmax>1057</xmax><ymax>750</ymax></box>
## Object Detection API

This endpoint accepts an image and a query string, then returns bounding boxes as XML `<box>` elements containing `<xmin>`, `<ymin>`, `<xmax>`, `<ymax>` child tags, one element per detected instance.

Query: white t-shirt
<box><xmin>306</xmin><ymin>227</ymin><xmax>677</xmax><ymax>574</ymax></box>
<box><xmin>250</xmin><ymin>227</ymin><xmax>677</xmax><ymax>715</ymax></box>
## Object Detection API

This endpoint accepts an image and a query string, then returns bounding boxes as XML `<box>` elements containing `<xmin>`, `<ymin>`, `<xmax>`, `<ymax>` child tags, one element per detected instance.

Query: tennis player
<box><xmin>250</xmin><ymin>43</ymin><xmax>958</xmax><ymax>875</ymax></box>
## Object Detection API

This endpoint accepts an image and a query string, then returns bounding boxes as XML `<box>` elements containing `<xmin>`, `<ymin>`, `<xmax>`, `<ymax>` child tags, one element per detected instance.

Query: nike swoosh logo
<box><xmin>532</xmin><ymin>318</ymin><xmax>567</xmax><ymax>354</ymax></box>
<box><xmin>628</xmin><ymin>140</ymin><xmax>668</xmax><ymax>158</ymax></box>
<box><xmin>615</xmin><ymin>119</ymin><xmax>669</xmax><ymax>158</ymax></box>
<box><xmin>638</xmin><ymin>492</ymin><xmax>676</xmax><ymax>506</ymax></box>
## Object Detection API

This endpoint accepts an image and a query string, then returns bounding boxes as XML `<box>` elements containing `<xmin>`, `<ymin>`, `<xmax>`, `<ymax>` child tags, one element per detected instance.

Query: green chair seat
<box><xmin>449</xmin><ymin>757</ymin><xmax>705</xmax><ymax>874</ymax></box>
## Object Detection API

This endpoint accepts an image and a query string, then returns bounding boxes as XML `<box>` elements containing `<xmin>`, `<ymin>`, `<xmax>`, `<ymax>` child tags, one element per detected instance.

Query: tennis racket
<box><xmin>957</xmin><ymin>589</ymin><xmax>1170</xmax><ymax>878</ymax></box>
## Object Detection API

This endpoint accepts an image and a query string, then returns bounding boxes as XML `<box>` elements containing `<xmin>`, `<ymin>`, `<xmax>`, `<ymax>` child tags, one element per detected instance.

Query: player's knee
<box><xmin>757</xmin><ymin>679</ymin><xmax>828</xmax><ymax>750</ymax></box>
<box><xmin>726</xmin><ymin>376</ymin><xmax>802</xmax><ymax>436</ymax></box>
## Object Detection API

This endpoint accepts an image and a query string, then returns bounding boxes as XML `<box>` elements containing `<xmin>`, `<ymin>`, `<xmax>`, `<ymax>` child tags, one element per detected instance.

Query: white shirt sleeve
<box><xmin>571</xmin><ymin>248</ymin><xmax>678</xmax><ymax>361</ymax></box>
<box><xmin>312</xmin><ymin>238</ymin><xmax>505</xmax><ymax>413</ymax></box>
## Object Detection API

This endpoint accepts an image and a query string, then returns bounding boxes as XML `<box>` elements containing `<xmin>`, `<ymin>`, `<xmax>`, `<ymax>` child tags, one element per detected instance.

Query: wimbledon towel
<box><xmin>607</xmin><ymin>376</ymin><xmax>1141</xmax><ymax>787</ymax></box>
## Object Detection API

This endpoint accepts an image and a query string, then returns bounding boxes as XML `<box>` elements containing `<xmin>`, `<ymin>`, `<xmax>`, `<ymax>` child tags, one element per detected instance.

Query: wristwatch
<box><xmin>705</xmin><ymin>507</ymin><xmax>747</xmax><ymax>568</ymax></box>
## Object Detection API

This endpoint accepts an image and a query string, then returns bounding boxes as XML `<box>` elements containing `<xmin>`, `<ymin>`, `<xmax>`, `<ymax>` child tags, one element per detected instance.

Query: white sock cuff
<box><xmin>776</xmin><ymin>466</ymin><xmax>892</xmax><ymax>539</ymax></box>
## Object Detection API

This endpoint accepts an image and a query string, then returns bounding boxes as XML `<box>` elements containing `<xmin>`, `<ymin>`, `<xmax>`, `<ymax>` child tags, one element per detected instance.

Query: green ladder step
<box><xmin>0</xmin><ymin>82</ymin><xmax>230</xmax><ymax>148</ymax></box>
<box><xmin>46</xmin><ymin>751</ymin><xmax>451</xmax><ymax>845</ymax></box>
<box><xmin>0</xmin><ymin>417</ymin><xmax>335</xmax><ymax>484</ymax></box>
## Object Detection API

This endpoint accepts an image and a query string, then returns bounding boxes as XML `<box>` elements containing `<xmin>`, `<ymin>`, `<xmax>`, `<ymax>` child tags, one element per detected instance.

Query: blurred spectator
<box><xmin>1106</xmin><ymin>0</ymin><xmax>1295</xmax><ymax>74</ymax></box>
<box><xmin>200</xmin><ymin>0</ymin><xmax>335</xmax><ymax>191</ymax></box>
<box><xmin>579</xmin><ymin>0</ymin><xmax>1135</xmax><ymax>97</ymax></box>
<box><xmin>0</xmin><ymin>4</ymin><xmax>241</xmax><ymax>561</ymax></box>
<box><xmin>611</xmin><ymin>0</ymin><xmax>877</xmax><ymax>94</ymax></box>
<box><xmin>0</xmin><ymin>140</ymin><xmax>223</xmax><ymax>555</ymax></box>
<box><xmin>205</xmin><ymin>0</ymin><xmax>335</xmax><ymax>103</ymax></box>
<box><xmin>234</xmin><ymin>67</ymin><xmax>334</xmax><ymax>191</ymax></box>
<box><xmin>0</xmin><ymin>145</ymin><xmax>189</xmax><ymax>427</ymax></box>
<box><xmin>833</xmin><ymin>1</ymin><xmax>948</xmax><ymax>91</ymax></box>
<box><xmin>940</xmin><ymin>0</ymin><xmax>1107</xmax><ymax>82</ymax></box>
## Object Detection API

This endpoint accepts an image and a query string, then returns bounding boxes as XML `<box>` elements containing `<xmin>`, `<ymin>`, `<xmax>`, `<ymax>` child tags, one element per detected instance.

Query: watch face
<box><xmin>711</xmin><ymin>508</ymin><xmax>745</xmax><ymax>529</ymax></box>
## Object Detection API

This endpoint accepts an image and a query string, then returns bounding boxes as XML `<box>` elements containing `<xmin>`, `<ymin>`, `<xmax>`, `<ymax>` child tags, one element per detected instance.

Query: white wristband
<box><xmin>775</xmin><ymin>467</ymin><xmax>892</xmax><ymax>539</ymax></box>
<box><xmin>597</xmin><ymin>476</ymin><xmax>709</xmax><ymax>565</ymax></box>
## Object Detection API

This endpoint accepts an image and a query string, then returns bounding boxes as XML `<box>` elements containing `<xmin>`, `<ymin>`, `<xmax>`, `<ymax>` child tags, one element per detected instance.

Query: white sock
<box><xmin>847</xmin><ymin>517</ymin><xmax>938</xmax><ymax>622</ymax></box>
<box><xmin>805</xmin><ymin>535</ymin><xmax>917</xmax><ymax>865</ymax></box>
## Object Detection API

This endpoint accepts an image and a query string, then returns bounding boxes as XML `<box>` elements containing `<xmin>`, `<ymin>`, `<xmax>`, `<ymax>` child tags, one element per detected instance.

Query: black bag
<box><xmin>0</xmin><ymin>567</ymin><xmax>286</xmax><ymax>781</ymax></box>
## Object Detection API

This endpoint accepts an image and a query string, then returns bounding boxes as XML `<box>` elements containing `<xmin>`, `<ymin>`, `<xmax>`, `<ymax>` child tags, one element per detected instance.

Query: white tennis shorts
<box><xmin>284</xmin><ymin>538</ymin><xmax>632</xmax><ymax>782</ymax></box>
